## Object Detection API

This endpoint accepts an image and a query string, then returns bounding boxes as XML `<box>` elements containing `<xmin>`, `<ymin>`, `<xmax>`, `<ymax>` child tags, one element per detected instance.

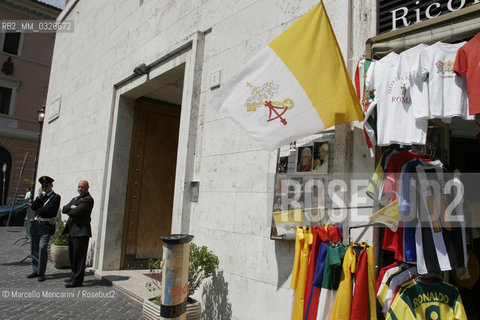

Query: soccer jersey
<box><xmin>382</xmin><ymin>266</ymin><xmax>418</xmax><ymax>314</ymax></box>
<box><xmin>398</xmin><ymin>159</ymin><xmax>426</xmax><ymax>262</ymax></box>
<box><xmin>377</xmin><ymin>265</ymin><xmax>408</xmax><ymax>318</ymax></box>
<box><xmin>414</xmin><ymin>164</ymin><xmax>467</xmax><ymax>274</ymax></box>
<box><xmin>386</xmin><ymin>278</ymin><xmax>467</xmax><ymax>320</ymax></box>
<box><xmin>366</xmin><ymin>53</ymin><xmax>428</xmax><ymax>146</ymax></box>
<box><xmin>381</xmin><ymin>150</ymin><xmax>431</xmax><ymax>261</ymax></box>
<box><xmin>454</xmin><ymin>33</ymin><xmax>480</xmax><ymax>115</ymax></box>
<box><xmin>376</xmin><ymin>262</ymin><xmax>402</xmax><ymax>294</ymax></box>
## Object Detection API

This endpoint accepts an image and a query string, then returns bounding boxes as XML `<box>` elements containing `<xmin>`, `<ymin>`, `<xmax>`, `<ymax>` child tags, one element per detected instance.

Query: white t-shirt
<box><xmin>412</xmin><ymin>41</ymin><xmax>472</xmax><ymax>120</ymax></box>
<box><xmin>366</xmin><ymin>52</ymin><xmax>428</xmax><ymax>146</ymax></box>
<box><xmin>396</xmin><ymin>44</ymin><xmax>429</xmax><ymax>119</ymax></box>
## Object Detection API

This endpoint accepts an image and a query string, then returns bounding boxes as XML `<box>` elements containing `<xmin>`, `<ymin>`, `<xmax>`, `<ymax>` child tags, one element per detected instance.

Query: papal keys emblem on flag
<box><xmin>245</xmin><ymin>81</ymin><xmax>295</xmax><ymax>126</ymax></box>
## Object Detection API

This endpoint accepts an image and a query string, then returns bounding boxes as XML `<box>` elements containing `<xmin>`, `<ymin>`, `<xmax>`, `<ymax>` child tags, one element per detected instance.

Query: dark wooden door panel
<box><xmin>121</xmin><ymin>98</ymin><xmax>180</xmax><ymax>268</ymax></box>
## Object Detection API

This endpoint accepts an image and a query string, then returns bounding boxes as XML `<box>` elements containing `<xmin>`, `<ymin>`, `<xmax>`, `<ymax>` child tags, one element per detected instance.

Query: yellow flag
<box><xmin>213</xmin><ymin>1</ymin><xmax>363</xmax><ymax>150</ymax></box>
<box><xmin>369</xmin><ymin>200</ymin><xmax>399</xmax><ymax>232</ymax></box>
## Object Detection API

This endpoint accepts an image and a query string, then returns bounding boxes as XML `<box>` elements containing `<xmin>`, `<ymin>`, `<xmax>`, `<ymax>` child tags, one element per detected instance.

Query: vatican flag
<box><xmin>212</xmin><ymin>1</ymin><xmax>363</xmax><ymax>150</ymax></box>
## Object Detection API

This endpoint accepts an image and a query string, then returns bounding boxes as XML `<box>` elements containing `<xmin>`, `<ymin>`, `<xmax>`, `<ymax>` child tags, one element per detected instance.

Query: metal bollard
<box><xmin>160</xmin><ymin>234</ymin><xmax>194</xmax><ymax>320</ymax></box>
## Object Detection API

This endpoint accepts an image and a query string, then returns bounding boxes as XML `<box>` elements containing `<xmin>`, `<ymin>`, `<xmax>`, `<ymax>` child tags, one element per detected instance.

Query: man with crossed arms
<box><xmin>62</xmin><ymin>180</ymin><xmax>94</xmax><ymax>288</ymax></box>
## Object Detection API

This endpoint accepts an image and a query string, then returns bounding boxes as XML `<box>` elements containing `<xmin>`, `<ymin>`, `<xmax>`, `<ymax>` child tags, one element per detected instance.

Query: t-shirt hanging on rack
<box><xmin>381</xmin><ymin>150</ymin><xmax>432</xmax><ymax>261</ymax></box>
<box><xmin>414</xmin><ymin>164</ymin><xmax>467</xmax><ymax>274</ymax></box>
<box><xmin>411</xmin><ymin>41</ymin><xmax>472</xmax><ymax>120</ymax></box>
<box><xmin>396</xmin><ymin>44</ymin><xmax>430</xmax><ymax>119</ymax></box>
<box><xmin>385</xmin><ymin>277</ymin><xmax>467</xmax><ymax>320</ymax></box>
<box><xmin>398</xmin><ymin>159</ymin><xmax>425</xmax><ymax>263</ymax></box>
<box><xmin>376</xmin><ymin>261</ymin><xmax>402</xmax><ymax>293</ymax></box>
<box><xmin>381</xmin><ymin>266</ymin><xmax>417</xmax><ymax>314</ymax></box>
<box><xmin>454</xmin><ymin>32</ymin><xmax>480</xmax><ymax>115</ymax></box>
<box><xmin>366</xmin><ymin>53</ymin><xmax>428</xmax><ymax>146</ymax></box>
<box><xmin>377</xmin><ymin>264</ymin><xmax>408</xmax><ymax>317</ymax></box>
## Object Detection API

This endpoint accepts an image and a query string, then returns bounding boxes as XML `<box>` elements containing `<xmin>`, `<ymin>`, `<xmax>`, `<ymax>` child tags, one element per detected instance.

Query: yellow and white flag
<box><xmin>212</xmin><ymin>1</ymin><xmax>363</xmax><ymax>150</ymax></box>
<box><xmin>369</xmin><ymin>200</ymin><xmax>399</xmax><ymax>232</ymax></box>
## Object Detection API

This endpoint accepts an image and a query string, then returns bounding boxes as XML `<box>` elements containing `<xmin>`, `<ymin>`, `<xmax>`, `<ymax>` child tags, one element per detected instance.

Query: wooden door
<box><xmin>121</xmin><ymin>98</ymin><xmax>180</xmax><ymax>268</ymax></box>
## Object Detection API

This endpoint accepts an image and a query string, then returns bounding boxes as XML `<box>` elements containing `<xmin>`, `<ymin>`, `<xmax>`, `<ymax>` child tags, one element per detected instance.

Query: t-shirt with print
<box><xmin>412</xmin><ymin>41</ymin><xmax>471</xmax><ymax>120</ymax></box>
<box><xmin>454</xmin><ymin>33</ymin><xmax>480</xmax><ymax>115</ymax></box>
<box><xmin>366</xmin><ymin>52</ymin><xmax>428</xmax><ymax>146</ymax></box>
<box><xmin>386</xmin><ymin>278</ymin><xmax>467</xmax><ymax>320</ymax></box>
<box><xmin>396</xmin><ymin>44</ymin><xmax>430</xmax><ymax>119</ymax></box>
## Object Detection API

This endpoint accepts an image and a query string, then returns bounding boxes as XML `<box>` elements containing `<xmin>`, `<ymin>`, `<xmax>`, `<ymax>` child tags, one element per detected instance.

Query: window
<box><xmin>3</xmin><ymin>33</ymin><xmax>21</xmax><ymax>55</ymax></box>
<box><xmin>0</xmin><ymin>86</ymin><xmax>12</xmax><ymax>114</ymax></box>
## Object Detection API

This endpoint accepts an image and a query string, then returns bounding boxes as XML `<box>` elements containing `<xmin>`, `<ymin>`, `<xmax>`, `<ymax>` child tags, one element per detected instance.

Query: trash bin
<box><xmin>160</xmin><ymin>234</ymin><xmax>194</xmax><ymax>320</ymax></box>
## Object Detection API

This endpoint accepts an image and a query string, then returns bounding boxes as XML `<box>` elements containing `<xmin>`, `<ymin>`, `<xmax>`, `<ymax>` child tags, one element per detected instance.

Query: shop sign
<box><xmin>378</xmin><ymin>0</ymin><xmax>480</xmax><ymax>33</ymax></box>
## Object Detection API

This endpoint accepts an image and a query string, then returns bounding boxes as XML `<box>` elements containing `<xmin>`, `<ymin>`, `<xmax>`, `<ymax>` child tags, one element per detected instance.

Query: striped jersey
<box><xmin>413</xmin><ymin>163</ymin><xmax>467</xmax><ymax>274</ymax></box>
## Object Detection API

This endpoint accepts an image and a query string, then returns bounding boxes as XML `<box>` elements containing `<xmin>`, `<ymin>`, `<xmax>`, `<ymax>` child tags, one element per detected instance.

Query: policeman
<box><xmin>27</xmin><ymin>176</ymin><xmax>61</xmax><ymax>282</ymax></box>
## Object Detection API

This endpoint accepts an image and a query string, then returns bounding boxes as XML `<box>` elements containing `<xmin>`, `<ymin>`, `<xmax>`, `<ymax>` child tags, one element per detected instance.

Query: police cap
<box><xmin>38</xmin><ymin>176</ymin><xmax>54</xmax><ymax>185</ymax></box>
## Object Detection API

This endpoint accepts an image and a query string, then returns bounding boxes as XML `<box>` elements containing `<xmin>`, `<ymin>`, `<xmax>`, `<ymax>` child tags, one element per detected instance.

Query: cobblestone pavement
<box><xmin>0</xmin><ymin>227</ymin><xmax>142</xmax><ymax>320</ymax></box>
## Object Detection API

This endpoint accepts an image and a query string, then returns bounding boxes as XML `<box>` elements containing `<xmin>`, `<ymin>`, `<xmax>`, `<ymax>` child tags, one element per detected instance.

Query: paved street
<box><xmin>0</xmin><ymin>227</ymin><xmax>142</xmax><ymax>320</ymax></box>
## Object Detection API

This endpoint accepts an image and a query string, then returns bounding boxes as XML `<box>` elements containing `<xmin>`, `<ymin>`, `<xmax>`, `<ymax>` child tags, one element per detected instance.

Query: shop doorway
<box><xmin>121</xmin><ymin>98</ymin><xmax>180</xmax><ymax>268</ymax></box>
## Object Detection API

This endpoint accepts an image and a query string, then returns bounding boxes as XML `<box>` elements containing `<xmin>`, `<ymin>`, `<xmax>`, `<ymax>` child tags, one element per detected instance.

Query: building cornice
<box><xmin>0</xmin><ymin>127</ymin><xmax>38</xmax><ymax>141</ymax></box>
<box><xmin>0</xmin><ymin>0</ymin><xmax>61</xmax><ymax>20</ymax></box>
<box><xmin>0</xmin><ymin>52</ymin><xmax>52</xmax><ymax>68</ymax></box>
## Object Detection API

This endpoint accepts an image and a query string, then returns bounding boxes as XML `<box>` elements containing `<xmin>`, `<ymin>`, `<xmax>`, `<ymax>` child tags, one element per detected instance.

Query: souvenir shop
<box><xmin>273</xmin><ymin>3</ymin><xmax>480</xmax><ymax>319</ymax></box>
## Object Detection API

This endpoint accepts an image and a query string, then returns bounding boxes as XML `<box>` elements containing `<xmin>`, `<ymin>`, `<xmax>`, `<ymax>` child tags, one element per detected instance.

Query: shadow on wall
<box><xmin>201</xmin><ymin>270</ymin><xmax>232</xmax><ymax>320</ymax></box>
<box><xmin>87</xmin><ymin>241</ymin><xmax>95</xmax><ymax>267</ymax></box>
<box><xmin>275</xmin><ymin>239</ymin><xmax>295</xmax><ymax>290</ymax></box>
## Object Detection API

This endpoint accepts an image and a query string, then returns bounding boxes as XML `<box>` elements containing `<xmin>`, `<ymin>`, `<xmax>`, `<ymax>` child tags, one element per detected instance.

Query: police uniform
<box><xmin>28</xmin><ymin>176</ymin><xmax>61</xmax><ymax>281</ymax></box>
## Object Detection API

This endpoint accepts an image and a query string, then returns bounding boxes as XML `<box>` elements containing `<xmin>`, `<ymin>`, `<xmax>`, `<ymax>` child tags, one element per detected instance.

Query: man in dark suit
<box><xmin>28</xmin><ymin>176</ymin><xmax>61</xmax><ymax>282</ymax></box>
<box><xmin>62</xmin><ymin>180</ymin><xmax>94</xmax><ymax>288</ymax></box>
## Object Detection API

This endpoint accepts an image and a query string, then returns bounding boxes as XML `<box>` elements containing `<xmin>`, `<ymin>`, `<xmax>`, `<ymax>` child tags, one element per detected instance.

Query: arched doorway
<box><xmin>0</xmin><ymin>146</ymin><xmax>11</xmax><ymax>205</ymax></box>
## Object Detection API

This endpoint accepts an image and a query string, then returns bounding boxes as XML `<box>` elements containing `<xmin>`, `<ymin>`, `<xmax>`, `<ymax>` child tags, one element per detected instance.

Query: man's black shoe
<box><xmin>64</xmin><ymin>278</ymin><xmax>72</xmax><ymax>283</ymax></box>
<box><xmin>65</xmin><ymin>282</ymin><xmax>82</xmax><ymax>288</ymax></box>
<box><xmin>27</xmin><ymin>273</ymin><xmax>38</xmax><ymax>278</ymax></box>
<box><xmin>37</xmin><ymin>275</ymin><xmax>46</xmax><ymax>282</ymax></box>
